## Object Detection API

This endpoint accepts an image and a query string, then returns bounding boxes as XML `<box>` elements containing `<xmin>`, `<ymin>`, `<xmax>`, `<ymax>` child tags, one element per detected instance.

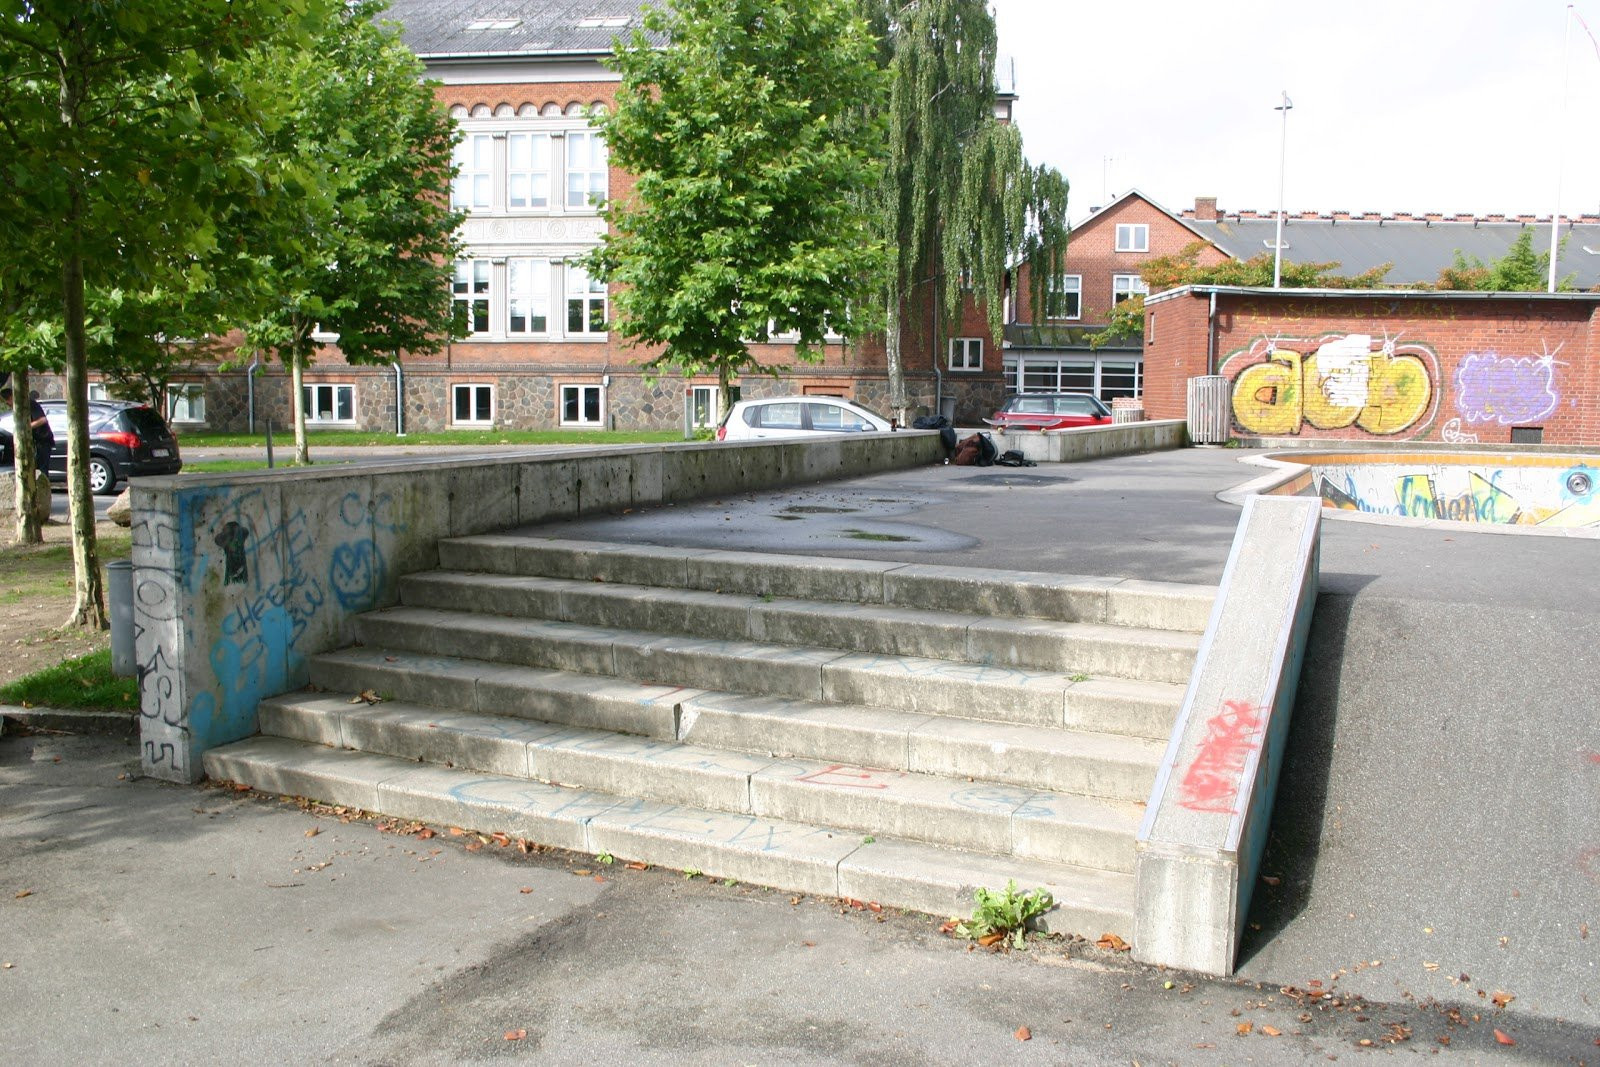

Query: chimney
<box><xmin>1193</xmin><ymin>196</ymin><xmax>1219</xmax><ymax>221</ymax></box>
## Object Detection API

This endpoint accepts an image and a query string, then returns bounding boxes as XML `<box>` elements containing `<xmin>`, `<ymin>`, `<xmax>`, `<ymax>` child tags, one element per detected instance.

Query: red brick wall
<box><xmin>1143</xmin><ymin>290</ymin><xmax>1600</xmax><ymax>446</ymax></box>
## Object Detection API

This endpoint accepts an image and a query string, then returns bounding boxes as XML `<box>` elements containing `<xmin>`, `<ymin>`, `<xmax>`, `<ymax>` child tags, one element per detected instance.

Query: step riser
<box><xmin>202</xmin><ymin>740</ymin><xmax>1136</xmax><ymax>937</ymax></box>
<box><xmin>400</xmin><ymin>574</ymin><xmax>1198</xmax><ymax>682</ymax></box>
<box><xmin>262</xmin><ymin>700</ymin><xmax>1137</xmax><ymax>869</ymax></box>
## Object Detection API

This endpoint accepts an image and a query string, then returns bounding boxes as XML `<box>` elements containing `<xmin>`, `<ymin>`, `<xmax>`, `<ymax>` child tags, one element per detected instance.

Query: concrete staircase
<box><xmin>204</xmin><ymin>536</ymin><xmax>1215</xmax><ymax>939</ymax></box>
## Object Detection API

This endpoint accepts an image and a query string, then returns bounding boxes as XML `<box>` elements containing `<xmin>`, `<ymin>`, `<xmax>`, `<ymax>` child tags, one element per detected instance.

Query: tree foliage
<box><xmin>593</xmin><ymin>0</ymin><xmax>888</xmax><ymax>412</ymax></box>
<box><xmin>859</xmin><ymin>0</ymin><xmax>1070</xmax><ymax>416</ymax></box>
<box><xmin>1435</xmin><ymin>230</ymin><xmax>1573</xmax><ymax>291</ymax></box>
<box><xmin>236</xmin><ymin>0</ymin><xmax>465</xmax><ymax>464</ymax></box>
<box><xmin>1091</xmin><ymin>241</ymin><xmax>1393</xmax><ymax>349</ymax></box>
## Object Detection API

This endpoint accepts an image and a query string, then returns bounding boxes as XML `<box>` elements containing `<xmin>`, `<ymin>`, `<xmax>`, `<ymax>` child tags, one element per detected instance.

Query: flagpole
<box><xmin>1549</xmin><ymin>5</ymin><xmax>1574</xmax><ymax>293</ymax></box>
<box><xmin>1273</xmin><ymin>91</ymin><xmax>1292</xmax><ymax>289</ymax></box>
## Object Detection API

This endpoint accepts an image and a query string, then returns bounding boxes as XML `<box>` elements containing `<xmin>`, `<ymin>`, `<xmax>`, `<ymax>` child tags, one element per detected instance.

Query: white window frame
<box><xmin>452</xmin><ymin>133</ymin><xmax>493</xmax><ymax>210</ymax></box>
<box><xmin>166</xmin><ymin>383</ymin><xmax>206</xmax><ymax>424</ymax></box>
<box><xmin>690</xmin><ymin>385</ymin><xmax>719</xmax><ymax>429</ymax></box>
<box><xmin>559</xmin><ymin>383</ymin><xmax>605</xmax><ymax>427</ymax></box>
<box><xmin>506</xmin><ymin>257</ymin><xmax>550</xmax><ymax>335</ymax></box>
<box><xmin>303</xmin><ymin>383</ymin><xmax>355</xmax><ymax>425</ymax></box>
<box><xmin>565</xmin><ymin>130</ymin><xmax>608</xmax><ymax>209</ymax></box>
<box><xmin>454</xmin><ymin>259</ymin><xmax>491</xmax><ymax>335</ymax></box>
<box><xmin>506</xmin><ymin>132</ymin><xmax>552</xmax><ymax>210</ymax></box>
<box><xmin>87</xmin><ymin>382</ymin><xmax>112</xmax><ymax>401</ymax></box>
<box><xmin>1048</xmin><ymin>274</ymin><xmax>1082</xmax><ymax>320</ymax></box>
<box><xmin>948</xmin><ymin>337</ymin><xmax>983</xmax><ymax>372</ymax></box>
<box><xmin>1112</xmin><ymin>274</ymin><xmax>1149</xmax><ymax>304</ymax></box>
<box><xmin>451</xmin><ymin>383</ymin><xmax>495</xmax><ymax>427</ymax></box>
<box><xmin>565</xmin><ymin>263</ymin><xmax>607</xmax><ymax>335</ymax></box>
<box><xmin>1115</xmin><ymin>223</ymin><xmax>1149</xmax><ymax>253</ymax></box>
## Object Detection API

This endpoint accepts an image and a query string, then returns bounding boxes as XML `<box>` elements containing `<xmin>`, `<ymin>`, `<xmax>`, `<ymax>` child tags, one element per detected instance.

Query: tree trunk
<box><xmin>62</xmin><ymin>250</ymin><xmax>107</xmax><ymax>630</ymax></box>
<box><xmin>883</xmin><ymin>296</ymin><xmax>907</xmax><ymax>425</ymax></box>
<box><xmin>10</xmin><ymin>368</ymin><xmax>44</xmax><ymax>545</ymax></box>
<box><xmin>291</xmin><ymin>343</ymin><xmax>310</xmax><ymax>466</ymax></box>
<box><xmin>717</xmin><ymin>365</ymin><xmax>732</xmax><ymax>430</ymax></box>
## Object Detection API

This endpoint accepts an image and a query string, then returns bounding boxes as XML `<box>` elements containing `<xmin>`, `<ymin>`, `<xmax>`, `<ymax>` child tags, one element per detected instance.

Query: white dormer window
<box><xmin>577</xmin><ymin>16</ymin><xmax>630</xmax><ymax>27</ymax></box>
<box><xmin>466</xmin><ymin>18</ymin><xmax>521</xmax><ymax>30</ymax></box>
<box><xmin>1115</xmin><ymin>223</ymin><xmax>1149</xmax><ymax>252</ymax></box>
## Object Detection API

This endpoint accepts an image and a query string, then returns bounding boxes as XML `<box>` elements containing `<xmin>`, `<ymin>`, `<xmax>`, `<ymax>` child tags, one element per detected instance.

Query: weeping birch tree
<box><xmin>860</xmin><ymin>0</ymin><xmax>1070</xmax><ymax>420</ymax></box>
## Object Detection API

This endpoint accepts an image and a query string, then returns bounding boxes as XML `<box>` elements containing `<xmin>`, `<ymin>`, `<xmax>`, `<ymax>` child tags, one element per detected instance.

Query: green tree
<box><xmin>0</xmin><ymin>0</ymin><xmax>330</xmax><ymax>627</ymax></box>
<box><xmin>860</xmin><ymin>0</ymin><xmax>1070</xmax><ymax>419</ymax></box>
<box><xmin>0</xmin><ymin>270</ymin><xmax>59</xmax><ymax>544</ymax></box>
<box><xmin>1436</xmin><ymin>230</ymin><xmax>1572</xmax><ymax>291</ymax></box>
<box><xmin>1090</xmin><ymin>241</ymin><xmax>1392</xmax><ymax>349</ymax></box>
<box><xmin>238</xmin><ymin>0</ymin><xmax>465</xmax><ymax>465</ymax></box>
<box><xmin>592</xmin><ymin>0</ymin><xmax>889</xmax><ymax>415</ymax></box>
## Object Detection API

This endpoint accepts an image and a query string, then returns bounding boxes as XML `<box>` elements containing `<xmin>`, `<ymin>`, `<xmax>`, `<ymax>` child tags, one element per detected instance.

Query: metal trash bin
<box><xmin>107</xmin><ymin>559</ymin><xmax>135</xmax><ymax>678</ymax></box>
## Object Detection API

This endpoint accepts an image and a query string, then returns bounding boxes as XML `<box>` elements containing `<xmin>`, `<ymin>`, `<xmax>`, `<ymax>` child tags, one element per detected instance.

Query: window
<box><xmin>806</xmin><ymin>401</ymin><xmax>873</xmax><ymax>432</ymax></box>
<box><xmin>560</xmin><ymin>384</ymin><xmax>604</xmax><ymax>426</ymax></box>
<box><xmin>565</xmin><ymin>130</ymin><xmax>608</xmax><ymax>208</ymax></box>
<box><xmin>507</xmin><ymin>132</ymin><xmax>551</xmax><ymax>210</ymax></box>
<box><xmin>1100</xmin><ymin>362</ymin><xmax>1143</xmax><ymax>400</ymax></box>
<box><xmin>166</xmin><ymin>383</ymin><xmax>205</xmax><ymax>423</ymax></box>
<box><xmin>948</xmin><ymin>337</ymin><xmax>982</xmax><ymax>372</ymax></box>
<box><xmin>87</xmin><ymin>382</ymin><xmax>111</xmax><ymax>401</ymax></box>
<box><xmin>748</xmin><ymin>400</ymin><xmax>802</xmax><ymax>430</ymax></box>
<box><xmin>454</xmin><ymin>260</ymin><xmax>490</xmax><ymax>334</ymax></box>
<box><xmin>1047</xmin><ymin>275</ymin><xmax>1082</xmax><ymax>320</ymax></box>
<box><xmin>1115</xmin><ymin>223</ymin><xmax>1149</xmax><ymax>252</ymax></box>
<box><xmin>452</xmin><ymin>384</ymin><xmax>494</xmax><ymax>426</ymax></box>
<box><xmin>303</xmin><ymin>383</ymin><xmax>354</xmax><ymax>424</ymax></box>
<box><xmin>1112</xmin><ymin>274</ymin><xmax>1149</xmax><ymax>304</ymax></box>
<box><xmin>452</xmin><ymin>133</ymin><xmax>493</xmax><ymax>210</ymax></box>
<box><xmin>691</xmin><ymin>385</ymin><xmax>719</xmax><ymax>429</ymax></box>
<box><xmin>1015</xmin><ymin>357</ymin><xmax>1143</xmax><ymax>400</ymax></box>
<box><xmin>566</xmin><ymin>263</ymin><xmax>607</xmax><ymax>334</ymax></box>
<box><xmin>507</xmin><ymin>258</ymin><xmax>550</xmax><ymax>334</ymax></box>
<box><xmin>1146</xmin><ymin>310</ymin><xmax>1155</xmax><ymax>343</ymax></box>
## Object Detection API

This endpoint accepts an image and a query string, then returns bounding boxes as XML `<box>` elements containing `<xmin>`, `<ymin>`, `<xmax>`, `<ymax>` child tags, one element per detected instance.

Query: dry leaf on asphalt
<box><xmin>978</xmin><ymin>932</ymin><xmax>1007</xmax><ymax>947</ymax></box>
<box><xmin>1491</xmin><ymin>991</ymin><xmax>1514</xmax><ymax>1008</ymax></box>
<box><xmin>504</xmin><ymin>1029</ymin><xmax>527</xmax><ymax>1041</ymax></box>
<box><xmin>464</xmin><ymin>842</ymin><xmax>482</xmax><ymax>852</ymax></box>
<box><xmin>626</xmin><ymin>862</ymin><xmax>648</xmax><ymax>871</ymax></box>
<box><xmin>1261</xmin><ymin>1025</ymin><xmax>1282</xmax><ymax>1037</ymax></box>
<box><xmin>1014</xmin><ymin>1026</ymin><xmax>1031</xmax><ymax>1042</ymax></box>
<box><xmin>448</xmin><ymin>827</ymin><xmax>467</xmax><ymax>837</ymax></box>
<box><xmin>1096</xmin><ymin>933</ymin><xmax>1130</xmax><ymax>952</ymax></box>
<box><xmin>572</xmin><ymin>869</ymin><xmax>592</xmax><ymax>876</ymax></box>
<box><xmin>519</xmin><ymin>887</ymin><xmax>533</xmax><ymax>894</ymax></box>
<box><xmin>349</xmin><ymin>689</ymin><xmax>382</xmax><ymax>705</ymax></box>
<box><xmin>1236</xmin><ymin>1022</ymin><xmax>1253</xmax><ymax>1035</ymax></box>
<box><xmin>14</xmin><ymin>890</ymin><xmax>33</xmax><ymax>900</ymax></box>
<box><xmin>1494</xmin><ymin>1029</ymin><xmax>1516</xmax><ymax>1046</ymax></box>
<box><xmin>304</xmin><ymin>827</ymin><xmax>320</xmax><ymax>838</ymax></box>
<box><xmin>415</xmin><ymin>828</ymin><xmax>436</xmax><ymax>840</ymax></box>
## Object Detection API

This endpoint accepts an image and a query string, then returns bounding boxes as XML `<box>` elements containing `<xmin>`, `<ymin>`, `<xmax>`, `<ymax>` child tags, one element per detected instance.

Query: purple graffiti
<box><xmin>1455</xmin><ymin>351</ymin><xmax>1559</xmax><ymax>425</ymax></box>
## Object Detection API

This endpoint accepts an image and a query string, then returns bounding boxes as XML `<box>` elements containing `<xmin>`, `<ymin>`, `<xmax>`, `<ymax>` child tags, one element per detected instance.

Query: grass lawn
<box><xmin>177</xmin><ymin>428</ymin><xmax>684</xmax><ymax>448</ymax></box>
<box><xmin>0</xmin><ymin>649</ymin><xmax>139</xmax><ymax>712</ymax></box>
<box><xmin>0</xmin><ymin>532</ymin><xmax>133</xmax><ymax>607</ymax></box>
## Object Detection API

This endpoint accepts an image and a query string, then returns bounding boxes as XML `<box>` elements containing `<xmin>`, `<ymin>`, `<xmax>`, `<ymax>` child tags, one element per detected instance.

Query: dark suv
<box><xmin>1</xmin><ymin>399</ymin><xmax>182</xmax><ymax>494</ymax></box>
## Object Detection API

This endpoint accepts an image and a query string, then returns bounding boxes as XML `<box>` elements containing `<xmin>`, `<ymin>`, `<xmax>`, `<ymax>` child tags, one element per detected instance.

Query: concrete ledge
<box><xmin>989</xmin><ymin>419</ymin><xmax>1187</xmax><ymax>464</ymax></box>
<box><xmin>1131</xmin><ymin>495</ymin><xmax>1320</xmax><ymax>976</ymax></box>
<box><xmin>132</xmin><ymin>433</ymin><xmax>942</xmax><ymax>784</ymax></box>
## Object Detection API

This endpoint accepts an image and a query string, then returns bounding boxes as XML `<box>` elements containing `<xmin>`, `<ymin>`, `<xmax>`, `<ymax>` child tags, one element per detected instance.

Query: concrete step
<box><xmin>261</xmin><ymin>694</ymin><xmax>1143</xmax><ymax>869</ymax></box>
<box><xmin>437</xmin><ymin>535</ymin><xmax>1215</xmax><ymax>633</ymax></box>
<box><xmin>342</xmin><ymin>611</ymin><xmax>1186</xmax><ymax>732</ymax></box>
<box><xmin>268</xmin><ymin>685</ymin><xmax>1162</xmax><ymax>807</ymax></box>
<box><xmin>398</xmin><ymin>571</ymin><xmax>1201</xmax><ymax>682</ymax></box>
<box><xmin>202</xmin><ymin>734</ymin><xmax>1135</xmax><ymax>938</ymax></box>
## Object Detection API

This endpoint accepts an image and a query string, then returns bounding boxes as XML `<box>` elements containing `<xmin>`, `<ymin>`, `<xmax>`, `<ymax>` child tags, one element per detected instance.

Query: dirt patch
<box><xmin>1</xmin><ymin>519</ymin><xmax>128</xmax><ymax>687</ymax></box>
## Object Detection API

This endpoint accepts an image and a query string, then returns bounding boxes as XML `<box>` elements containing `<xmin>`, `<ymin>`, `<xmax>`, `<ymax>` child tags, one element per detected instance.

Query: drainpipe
<box><xmin>1206</xmin><ymin>291</ymin><xmax>1218</xmax><ymax>375</ymax></box>
<box><xmin>392</xmin><ymin>360</ymin><xmax>405</xmax><ymax>437</ymax></box>
<box><xmin>933</xmin><ymin>362</ymin><xmax>943</xmax><ymax>423</ymax></box>
<box><xmin>246</xmin><ymin>352</ymin><xmax>261</xmax><ymax>433</ymax></box>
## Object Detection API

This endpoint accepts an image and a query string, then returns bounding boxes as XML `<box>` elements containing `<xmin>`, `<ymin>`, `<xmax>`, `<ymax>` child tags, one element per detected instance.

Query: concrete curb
<box><xmin>0</xmin><ymin>704</ymin><xmax>139</xmax><ymax>738</ymax></box>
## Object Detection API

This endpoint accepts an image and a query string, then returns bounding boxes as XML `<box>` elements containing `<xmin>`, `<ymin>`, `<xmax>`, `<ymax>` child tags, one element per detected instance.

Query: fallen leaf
<box><xmin>592</xmin><ymin>875</ymin><xmax>605</xmax><ymax>883</ymax></box>
<box><xmin>1261</xmin><ymin>875</ymin><xmax>1281</xmax><ymax>886</ymax></box>
<box><xmin>517</xmin><ymin>840</ymin><xmax>536</xmax><ymax>854</ymax></box>
<box><xmin>519</xmin><ymin>887</ymin><xmax>533</xmax><ymax>894</ymax></box>
<box><xmin>13</xmin><ymin>890</ymin><xmax>32</xmax><ymax>900</ymax></box>
<box><xmin>504</xmin><ymin>1029</ymin><xmax>526</xmax><ymax>1041</ymax></box>
<box><xmin>1</xmin><ymin>962</ymin><xmax>12</xmax><ymax>969</ymax></box>
<box><xmin>1494</xmin><ymin>1029</ymin><xmax>1515</xmax><ymax>1046</ymax></box>
<box><xmin>866</xmin><ymin>901</ymin><xmax>883</xmax><ymax>913</ymax></box>
<box><xmin>1581</xmin><ymin>923</ymin><xmax>1589</xmax><ymax>940</ymax></box>
<box><xmin>415</xmin><ymin>828</ymin><xmax>435</xmax><ymax>840</ymax></box>
<box><xmin>1014</xmin><ymin>1026</ymin><xmax>1031</xmax><ymax>1042</ymax></box>
<box><xmin>1423</xmin><ymin>961</ymin><xmax>1439</xmax><ymax>971</ymax></box>
<box><xmin>938</xmin><ymin>919</ymin><xmax>959</xmax><ymax>934</ymax></box>
<box><xmin>626</xmin><ymin>861</ymin><xmax>648</xmax><ymax>871</ymax></box>
<box><xmin>233</xmin><ymin>783</ymin><xmax>252</xmax><ymax>792</ymax></box>
<box><xmin>802</xmin><ymin>941</ymin><xmax>816</xmax><ymax>948</ymax></box>
<box><xmin>1491</xmin><ymin>991</ymin><xmax>1514</xmax><ymax>1009</ymax></box>
<box><xmin>1095</xmin><ymin>933</ymin><xmax>1130</xmax><ymax>952</ymax></box>
<box><xmin>1358</xmin><ymin>1038</ymin><xmax>1373</xmax><ymax>1047</ymax></box>
<box><xmin>464</xmin><ymin>842</ymin><xmax>482</xmax><ymax>852</ymax></box>
<box><xmin>1261</xmin><ymin>1025</ymin><xmax>1282</xmax><ymax>1037</ymax></box>
<box><xmin>349</xmin><ymin>689</ymin><xmax>382</xmax><ymax>705</ymax></box>
<box><xmin>572</xmin><ymin>869</ymin><xmax>592</xmax><ymax>877</ymax></box>
<box><xmin>448</xmin><ymin>827</ymin><xmax>467</xmax><ymax>837</ymax></box>
<box><xmin>978</xmin><ymin>932</ymin><xmax>1007</xmax><ymax>947</ymax></box>
<box><xmin>490</xmin><ymin>832</ymin><xmax>511</xmax><ymax>847</ymax></box>
<box><xmin>304</xmin><ymin>827</ymin><xmax>320</xmax><ymax>838</ymax></box>
<box><xmin>1237</xmin><ymin>1022</ymin><xmax>1253</xmax><ymax>1035</ymax></box>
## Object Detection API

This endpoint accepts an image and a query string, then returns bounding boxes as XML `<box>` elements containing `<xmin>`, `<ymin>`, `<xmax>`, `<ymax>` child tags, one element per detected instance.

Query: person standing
<box><xmin>1</xmin><ymin>384</ymin><xmax>54</xmax><ymax>475</ymax></box>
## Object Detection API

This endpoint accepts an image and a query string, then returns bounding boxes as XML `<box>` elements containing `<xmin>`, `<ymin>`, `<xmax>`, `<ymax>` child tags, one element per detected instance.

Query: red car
<box><xmin>986</xmin><ymin>393</ymin><xmax>1113</xmax><ymax>431</ymax></box>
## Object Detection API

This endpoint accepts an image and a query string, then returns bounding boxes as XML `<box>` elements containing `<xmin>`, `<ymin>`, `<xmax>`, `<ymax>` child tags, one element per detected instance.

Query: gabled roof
<box><xmin>1183</xmin><ymin>214</ymin><xmax>1600</xmax><ymax>289</ymax></box>
<box><xmin>383</xmin><ymin>0</ymin><xmax>652</xmax><ymax>59</ymax></box>
<box><xmin>1070</xmin><ymin>189</ymin><xmax>1214</xmax><ymax>244</ymax></box>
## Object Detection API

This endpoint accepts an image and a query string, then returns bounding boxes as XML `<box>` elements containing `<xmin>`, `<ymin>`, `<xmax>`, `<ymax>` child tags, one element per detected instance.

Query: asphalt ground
<box><xmin>4</xmin><ymin>443</ymin><xmax>1597</xmax><ymax>1060</ymax></box>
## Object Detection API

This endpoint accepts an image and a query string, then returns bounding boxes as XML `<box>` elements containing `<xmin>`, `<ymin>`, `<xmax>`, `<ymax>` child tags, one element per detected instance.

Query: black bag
<box><xmin>911</xmin><ymin>414</ymin><xmax>949</xmax><ymax>429</ymax></box>
<box><xmin>939</xmin><ymin>425</ymin><xmax>958</xmax><ymax>452</ymax></box>
<box><xmin>975</xmin><ymin>432</ymin><xmax>998</xmax><ymax>467</ymax></box>
<box><xmin>995</xmin><ymin>449</ymin><xmax>1035</xmax><ymax>467</ymax></box>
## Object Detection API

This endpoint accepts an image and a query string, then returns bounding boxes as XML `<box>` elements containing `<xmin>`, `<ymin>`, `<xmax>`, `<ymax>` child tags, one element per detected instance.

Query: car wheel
<box><xmin>88</xmin><ymin>456</ymin><xmax>116</xmax><ymax>495</ymax></box>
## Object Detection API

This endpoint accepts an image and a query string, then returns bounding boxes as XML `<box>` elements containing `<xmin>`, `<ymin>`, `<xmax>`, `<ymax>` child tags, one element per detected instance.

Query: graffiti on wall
<box><xmin>1179</xmin><ymin>699</ymin><xmax>1265</xmax><ymax>814</ymax></box>
<box><xmin>1454</xmin><ymin>346</ymin><xmax>1562</xmax><ymax>426</ymax></box>
<box><xmin>1316</xmin><ymin>462</ymin><xmax>1600</xmax><ymax>527</ymax></box>
<box><xmin>1224</xmin><ymin>332</ymin><xmax>1436</xmax><ymax>437</ymax></box>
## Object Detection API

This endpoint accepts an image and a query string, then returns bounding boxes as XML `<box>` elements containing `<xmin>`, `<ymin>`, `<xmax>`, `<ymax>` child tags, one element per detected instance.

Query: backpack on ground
<box><xmin>995</xmin><ymin>449</ymin><xmax>1035</xmax><ymax>467</ymax></box>
<box><xmin>975</xmin><ymin>432</ymin><xmax>998</xmax><ymax>466</ymax></box>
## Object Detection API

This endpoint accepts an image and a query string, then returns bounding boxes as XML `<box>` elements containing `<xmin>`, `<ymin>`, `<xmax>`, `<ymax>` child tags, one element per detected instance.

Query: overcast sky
<box><xmin>996</xmin><ymin>0</ymin><xmax>1600</xmax><ymax>222</ymax></box>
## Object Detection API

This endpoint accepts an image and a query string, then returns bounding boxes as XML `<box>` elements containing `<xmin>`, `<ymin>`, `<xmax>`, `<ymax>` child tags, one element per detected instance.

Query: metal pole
<box><xmin>1273</xmin><ymin>92</ymin><xmax>1293</xmax><ymax>289</ymax></box>
<box><xmin>1549</xmin><ymin>5</ymin><xmax>1574</xmax><ymax>293</ymax></box>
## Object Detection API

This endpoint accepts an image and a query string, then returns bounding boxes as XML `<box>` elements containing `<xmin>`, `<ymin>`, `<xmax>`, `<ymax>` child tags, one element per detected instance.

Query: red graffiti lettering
<box><xmin>1179</xmin><ymin>700</ymin><xmax>1265</xmax><ymax>814</ymax></box>
<box><xmin>794</xmin><ymin>764</ymin><xmax>891</xmax><ymax>790</ymax></box>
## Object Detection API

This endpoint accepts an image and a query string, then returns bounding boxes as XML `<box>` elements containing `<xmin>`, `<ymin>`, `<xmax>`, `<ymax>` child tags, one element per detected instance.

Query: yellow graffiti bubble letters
<box><xmin>1230</xmin><ymin>334</ymin><xmax>1432</xmax><ymax>436</ymax></box>
<box><xmin>1231</xmin><ymin>350</ymin><xmax>1302</xmax><ymax>436</ymax></box>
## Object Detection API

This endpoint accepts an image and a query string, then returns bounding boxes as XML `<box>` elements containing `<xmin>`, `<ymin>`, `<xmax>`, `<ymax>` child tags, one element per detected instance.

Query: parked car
<box><xmin>986</xmin><ymin>393</ymin><xmax>1113</xmax><ymax>431</ymax></box>
<box><xmin>0</xmin><ymin>399</ymin><xmax>182</xmax><ymax>494</ymax></box>
<box><xmin>717</xmin><ymin>396</ymin><xmax>893</xmax><ymax>441</ymax></box>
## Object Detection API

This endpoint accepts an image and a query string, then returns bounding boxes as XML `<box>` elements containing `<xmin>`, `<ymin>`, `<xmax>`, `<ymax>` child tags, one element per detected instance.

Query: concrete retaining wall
<box><xmin>989</xmin><ymin>419</ymin><xmax>1187</xmax><ymax>463</ymax></box>
<box><xmin>130</xmin><ymin>432</ymin><xmax>942</xmax><ymax>783</ymax></box>
<box><xmin>1131</xmin><ymin>495</ymin><xmax>1321</xmax><ymax>975</ymax></box>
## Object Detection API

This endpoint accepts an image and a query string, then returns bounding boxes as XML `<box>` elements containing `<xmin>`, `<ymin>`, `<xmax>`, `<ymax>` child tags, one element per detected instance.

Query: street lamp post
<box><xmin>1273</xmin><ymin>92</ymin><xmax>1293</xmax><ymax>289</ymax></box>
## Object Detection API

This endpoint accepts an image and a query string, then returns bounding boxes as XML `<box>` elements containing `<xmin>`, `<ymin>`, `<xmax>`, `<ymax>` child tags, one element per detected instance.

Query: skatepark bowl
<box><xmin>1255</xmin><ymin>450</ymin><xmax>1600</xmax><ymax>532</ymax></box>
